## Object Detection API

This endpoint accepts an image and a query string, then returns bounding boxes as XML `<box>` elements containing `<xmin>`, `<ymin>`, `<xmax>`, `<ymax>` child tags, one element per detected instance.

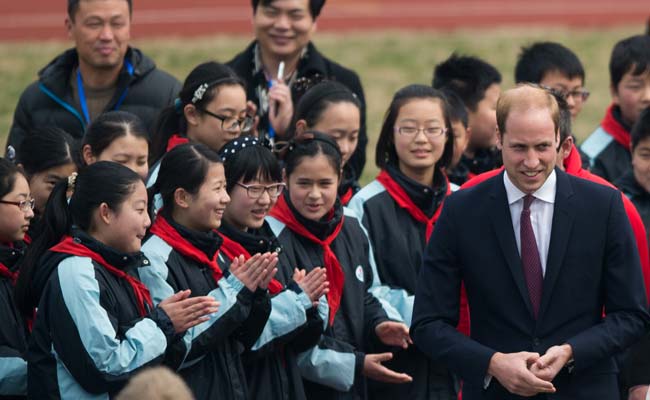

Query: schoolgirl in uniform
<box><xmin>15</xmin><ymin>127</ymin><xmax>78</xmax><ymax>241</ymax></box>
<box><xmin>348</xmin><ymin>85</ymin><xmax>458</xmax><ymax>400</ymax></box>
<box><xmin>291</xmin><ymin>81</ymin><xmax>362</xmax><ymax>205</ymax></box>
<box><xmin>140</xmin><ymin>143</ymin><xmax>277</xmax><ymax>400</ymax></box>
<box><xmin>0</xmin><ymin>158</ymin><xmax>34</xmax><ymax>398</ymax></box>
<box><xmin>20</xmin><ymin>161</ymin><xmax>217</xmax><ymax>399</ymax></box>
<box><xmin>267</xmin><ymin>132</ymin><xmax>412</xmax><ymax>400</ymax></box>
<box><xmin>148</xmin><ymin>61</ymin><xmax>253</xmax><ymax>186</ymax></box>
<box><xmin>218</xmin><ymin>136</ymin><xmax>329</xmax><ymax>400</ymax></box>
<box><xmin>81</xmin><ymin>110</ymin><xmax>149</xmax><ymax>180</ymax></box>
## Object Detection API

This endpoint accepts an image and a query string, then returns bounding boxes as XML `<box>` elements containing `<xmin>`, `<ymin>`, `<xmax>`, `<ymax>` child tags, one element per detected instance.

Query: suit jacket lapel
<box><xmin>538</xmin><ymin>169</ymin><xmax>575</xmax><ymax>321</ymax></box>
<box><xmin>488</xmin><ymin>172</ymin><xmax>534</xmax><ymax>317</ymax></box>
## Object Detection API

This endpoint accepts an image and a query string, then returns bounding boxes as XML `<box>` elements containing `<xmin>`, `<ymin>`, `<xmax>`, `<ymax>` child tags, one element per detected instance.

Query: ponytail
<box><xmin>14</xmin><ymin>162</ymin><xmax>142</xmax><ymax>317</ymax></box>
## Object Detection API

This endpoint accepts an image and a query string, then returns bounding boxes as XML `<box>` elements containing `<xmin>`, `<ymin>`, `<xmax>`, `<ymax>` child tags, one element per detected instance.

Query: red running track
<box><xmin>1</xmin><ymin>0</ymin><xmax>648</xmax><ymax>41</ymax></box>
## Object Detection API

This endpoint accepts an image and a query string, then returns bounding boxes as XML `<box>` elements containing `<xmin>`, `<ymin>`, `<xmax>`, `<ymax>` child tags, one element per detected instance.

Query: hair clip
<box><xmin>192</xmin><ymin>83</ymin><xmax>209</xmax><ymax>104</ymax></box>
<box><xmin>174</xmin><ymin>98</ymin><xmax>183</xmax><ymax>114</ymax></box>
<box><xmin>67</xmin><ymin>172</ymin><xmax>78</xmax><ymax>191</ymax></box>
<box><xmin>5</xmin><ymin>145</ymin><xmax>16</xmax><ymax>163</ymax></box>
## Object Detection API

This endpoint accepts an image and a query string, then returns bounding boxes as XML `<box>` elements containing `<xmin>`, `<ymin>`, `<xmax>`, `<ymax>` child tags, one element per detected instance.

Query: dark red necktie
<box><xmin>520</xmin><ymin>195</ymin><xmax>543</xmax><ymax>319</ymax></box>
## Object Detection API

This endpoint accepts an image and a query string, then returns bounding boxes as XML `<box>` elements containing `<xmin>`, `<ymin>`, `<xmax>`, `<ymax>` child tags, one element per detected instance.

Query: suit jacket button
<box><xmin>533</xmin><ymin>338</ymin><xmax>540</xmax><ymax>346</ymax></box>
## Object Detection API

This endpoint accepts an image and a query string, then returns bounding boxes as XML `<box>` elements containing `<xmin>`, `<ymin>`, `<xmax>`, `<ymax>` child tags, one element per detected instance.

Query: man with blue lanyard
<box><xmin>6</xmin><ymin>0</ymin><xmax>181</xmax><ymax>154</ymax></box>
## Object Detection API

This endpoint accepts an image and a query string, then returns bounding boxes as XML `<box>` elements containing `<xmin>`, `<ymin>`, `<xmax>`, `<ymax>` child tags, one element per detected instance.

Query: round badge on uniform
<box><xmin>355</xmin><ymin>265</ymin><xmax>364</xmax><ymax>282</ymax></box>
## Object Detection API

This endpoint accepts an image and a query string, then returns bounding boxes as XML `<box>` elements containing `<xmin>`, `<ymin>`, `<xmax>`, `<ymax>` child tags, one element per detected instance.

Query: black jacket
<box><xmin>348</xmin><ymin>166</ymin><xmax>457</xmax><ymax>400</ymax></box>
<box><xmin>219</xmin><ymin>221</ymin><xmax>325</xmax><ymax>400</ymax></box>
<box><xmin>140</xmin><ymin>216</ymin><xmax>271</xmax><ymax>400</ymax></box>
<box><xmin>580</xmin><ymin>105</ymin><xmax>632</xmax><ymax>184</ymax></box>
<box><xmin>617</xmin><ymin>169</ymin><xmax>650</xmax><ymax>244</ymax></box>
<box><xmin>0</xmin><ymin>242</ymin><xmax>28</xmax><ymax>398</ymax></box>
<box><xmin>267</xmin><ymin>198</ymin><xmax>396</xmax><ymax>400</ymax></box>
<box><xmin>27</xmin><ymin>232</ymin><xmax>176</xmax><ymax>399</ymax></box>
<box><xmin>227</xmin><ymin>41</ymin><xmax>368</xmax><ymax>180</ymax></box>
<box><xmin>7</xmin><ymin>47</ymin><xmax>180</xmax><ymax>152</ymax></box>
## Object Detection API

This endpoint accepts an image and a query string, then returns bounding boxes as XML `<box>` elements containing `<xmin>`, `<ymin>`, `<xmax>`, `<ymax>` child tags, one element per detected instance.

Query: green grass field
<box><xmin>0</xmin><ymin>26</ymin><xmax>641</xmax><ymax>183</ymax></box>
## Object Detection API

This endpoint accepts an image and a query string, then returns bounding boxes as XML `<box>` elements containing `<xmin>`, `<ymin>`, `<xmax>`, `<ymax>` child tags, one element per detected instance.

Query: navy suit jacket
<box><xmin>411</xmin><ymin>169</ymin><xmax>650</xmax><ymax>399</ymax></box>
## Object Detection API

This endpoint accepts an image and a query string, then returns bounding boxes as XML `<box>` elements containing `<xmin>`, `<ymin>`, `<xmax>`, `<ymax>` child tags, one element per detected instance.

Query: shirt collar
<box><xmin>503</xmin><ymin>169</ymin><xmax>557</xmax><ymax>206</ymax></box>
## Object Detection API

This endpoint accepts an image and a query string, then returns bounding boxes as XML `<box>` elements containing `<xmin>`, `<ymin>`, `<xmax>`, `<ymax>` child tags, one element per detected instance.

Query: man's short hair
<box><xmin>496</xmin><ymin>84</ymin><xmax>560</xmax><ymax>137</ymax></box>
<box><xmin>631</xmin><ymin>107</ymin><xmax>650</xmax><ymax>150</ymax></box>
<box><xmin>432</xmin><ymin>54</ymin><xmax>502</xmax><ymax>112</ymax></box>
<box><xmin>515</xmin><ymin>42</ymin><xmax>585</xmax><ymax>84</ymax></box>
<box><xmin>252</xmin><ymin>0</ymin><xmax>326</xmax><ymax>19</ymax></box>
<box><xmin>610</xmin><ymin>35</ymin><xmax>650</xmax><ymax>89</ymax></box>
<box><xmin>68</xmin><ymin>0</ymin><xmax>133</xmax><ymax>19</ymax></box>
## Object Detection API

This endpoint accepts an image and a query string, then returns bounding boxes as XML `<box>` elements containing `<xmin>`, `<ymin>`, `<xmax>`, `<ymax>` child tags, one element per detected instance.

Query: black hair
<box><xmin>432</xmin><ymin>53</ymin><xmax>502</xmax><ymax>112</ymax></box>
<box><xmin>17</xmin><ymin>127</ymin><xmax>79</xmax><ymax>177</ymax></box>
<box><xmin>289</xmin><ymin>80</ymin><xmax>361</xmax><ymax>137</ymax></box>
<box><xmin>0</xmin><ymin>158</ymin><xmax>26</xmax><ymax>200</ymax></box>
<box><xmin>252</xmin><ymin>0</ymin><xmax>325</xmax><ymax>19</ymax></box>
<box><xmin>549</xmin><ymin>90</ymin><xmax>572</xmax><ymax>146</ymax></box>
<box><xmin>376</xmin><ymin>84</ymin><xmax>454</xmax><ymax>171</ymax></box>
<box><xmin>83</xmin><ymin>111</ymin><xmax>148</xmax><ymax>160</ymax></box>
<box><xmin>151</xmin><ymin>61</ymin><xmax>245</xmax><ymax>164</ymax></box>
<box><xmin>610</xmin><ymin>35</ymin><xmax>650</xmax><ymax>89</ymax></box>
<box><xmin>14</xmin><ymin>161</ymin><xmax>142</xmax><ymax>317</ymax></box>
<box><xmin>441</xmin><ymin>89</ymin><xmax>468</xmax><ymax>128</ymax></box>
<box><xmin>515</xmin><ymin>42</ymin><xmax>585</xmax><ymax>84</ymax></box>
<box><xmin>632</xmin><ymin>107</ymin><xmax>650</xmax><ymax>150</ymax></box>
<box><xmin>153</xmin><ymin>143</ymin><xmax>223</xmax><ymax>213</ymax></box>
<box><xmin>221</xmin><ymin>139</ymin><xmax>282</xmax><ymax>193</ymax></box>
<box><xmin>68</xmin><ymin>0</ymin><xmax>132</xmax><ymax>19</ymax></box>
<box><xmin>281</xmin><ymin>131</ymin><xmax>342</xmax><ymax>179</ymax></box>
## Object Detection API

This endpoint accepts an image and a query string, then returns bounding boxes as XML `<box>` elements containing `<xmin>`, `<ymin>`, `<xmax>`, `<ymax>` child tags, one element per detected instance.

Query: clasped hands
<box><xmin>487</xmin><ymin>344</ymin><xmax>573</xmax><ymax>396</ymax></box>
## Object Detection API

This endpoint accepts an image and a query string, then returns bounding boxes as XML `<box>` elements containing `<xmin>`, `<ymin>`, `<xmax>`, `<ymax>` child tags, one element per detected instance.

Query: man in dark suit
<box><xmin>411</xmin><ymin>85</ymin><xmax>650</xmax><ymax>399</ymax></box>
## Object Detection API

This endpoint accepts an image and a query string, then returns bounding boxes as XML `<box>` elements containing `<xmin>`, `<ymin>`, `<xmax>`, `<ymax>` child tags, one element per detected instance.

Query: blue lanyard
<box><xmin>76</xmin><ymin>60</ymin><xmax>134</xmax><ymax>124</ymax></box>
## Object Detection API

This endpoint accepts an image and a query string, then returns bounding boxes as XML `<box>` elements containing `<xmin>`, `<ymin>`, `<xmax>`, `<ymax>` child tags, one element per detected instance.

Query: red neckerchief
<box><xmin>149</xmin><ymin>213</ymin><xmax>224</xmax><ymax>285</ymax></box>
<box><xmin>23</xmin><ymin>234</ymin><xmax>32</xmax><ymax>245</ymax></box>
<box><xmin>269</xmin><ymin>195</ymin><xmax>345</xmax><ymax>326</ymax></box>
<box><xmin>602</xmin><ymin>103</ymin><xmax>631</xmax><ymax>150</ymax></box>
<box><xmin>166</xmin><ymin>134</ymin><xmax>190</xmax><ymax>153</ymax></box>
<box><xmin>50</xmin><ymin>236</ymin><xmax>153</xmax><ymax>317</ymax></box>
<box><xmin>0</xmin><ymin>262</ymin><xmax>17</xmax><ymax>285</ymax></box>
<box><xmin>564</xmin><ymin>144</ymin><xmax>583</xmax><ymax>175</ymax></box>
<box><xmin>376</xmin><ymin>169</ymin><xmax>452</xmax><ymax>242</ymax></box>
<box><xmin>216</xmin><ymin>231</ymin><xmax>283</xmax><ymax>295</ymax></box>
<box><xmin>340</xmin><ymin>187</ymin><xmax>353</xmax><ymax>206</ymax></box>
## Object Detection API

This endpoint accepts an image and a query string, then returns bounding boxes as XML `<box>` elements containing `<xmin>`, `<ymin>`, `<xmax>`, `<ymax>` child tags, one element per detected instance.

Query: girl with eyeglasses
<box><xmin>140</xmin><ymin>143</ymin><xmax>277</xmax><ymax>400</ymax></box>
<box><xmin>81</xmin><ymin>111</ymin><xmax>150</xmax><ymax>181</ymax></box>
<box><xmin>348</xmin><ymin>85</ymin><xmax>458</xmax><ymax>400</ymax></box>
<box><xmin>217</xmin><ymin>136</ymin><xmax>329</xmax><ymax>400</ymax></box>
<box><xmin>15</xmin><ymin>127</ymin><xmax>79</xmax><ymax>241</ymax></box>
<box><xmin>18</xmin><ymin>162</ymin><xmax>218</xmax><ymax>399</ymax></box>
<box><xmin>290</xmin><ymin>81</ymin><xmax>362</xmax><ymax>205</ymax></box>
<box><xmin>149</xmin><ymin>61</ymin><xmax>253</xmax><ymax>186</ymax></box>
<box><xmin>0</xmin><ymin>158</ymin><xmax>34</xmax><ymax>397</ymax></box>
<box><xmin>268</xmin><ymin>132</ymin><xmax>413</xmax><ymax>400</ymax></box>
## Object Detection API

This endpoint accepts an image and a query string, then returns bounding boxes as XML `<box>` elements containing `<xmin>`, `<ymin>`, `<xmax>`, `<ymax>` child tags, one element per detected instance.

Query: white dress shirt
<box><xmin>503</xmin><ymin>170</ymin><xmax>557</xmax><ymax>276</ymax></box>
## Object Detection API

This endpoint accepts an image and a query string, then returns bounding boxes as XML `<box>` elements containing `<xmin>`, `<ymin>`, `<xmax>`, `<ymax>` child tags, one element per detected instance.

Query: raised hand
<box><xmin>363</xmin><ymin>353</ymin><xmax>413</xmax><ymax>384</ymax></box>
<box><xmin>487</xmin><ymin>352</ymin><xmax>556</xmax><ymax>396</ymax></box>
<box><xmin>375</xmin><ymin>321</ymin><xmax>412</xmax><ymax>349</ymax></box>
<box><xmin>158</xmin><ymin>289</ymin><xmax>219</xmax><ymax>333</ymax></box>
<box><xmin>294</xmin><ymin>267</ymin><xmax>329</xmax><ymax>306</ymax></box>
<box><xmin>268</xmin><ymin>79</ymin><xmax>293</xmax><ymax>138</ymax></box>
<box><xmin>230</xmin><ymin>254</ymin><xmax>268</xmax><ymax>292</ymax></box>
<box><xmin>258</xmin><ymin>253</ymin><xmax>279</xmax><ymax>290</ymax></box>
